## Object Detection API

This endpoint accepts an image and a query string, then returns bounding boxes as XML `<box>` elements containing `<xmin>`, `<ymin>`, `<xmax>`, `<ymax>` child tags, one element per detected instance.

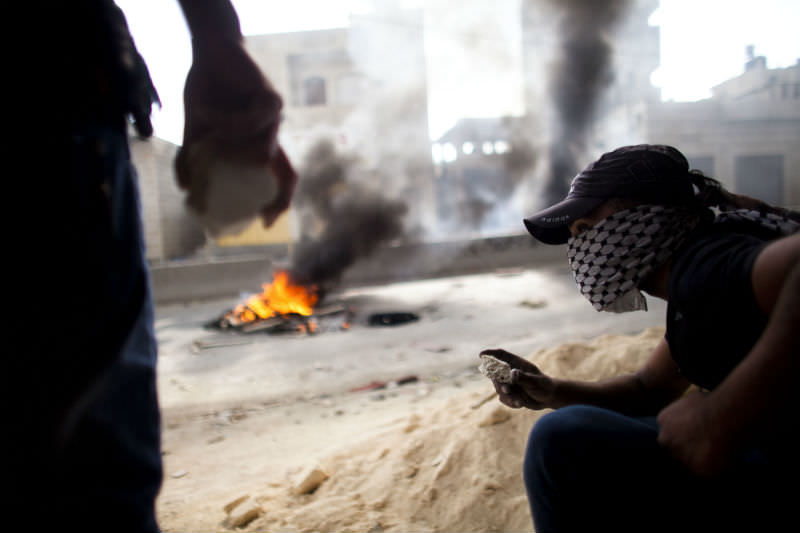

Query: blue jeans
<box><xmin>11</xmin><ymin>120</ymin><xmax>162</xmax><ymax>532</ymax></box>
<box><xmin>523</xmin><ymin>405</ymin><xmax>790</xmax><ymax>533</ymax></box>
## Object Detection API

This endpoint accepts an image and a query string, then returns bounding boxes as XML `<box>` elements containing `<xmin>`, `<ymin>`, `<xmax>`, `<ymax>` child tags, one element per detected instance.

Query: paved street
<box><xmin>154</xmin><ymin>264</ymin><xmax>666</xmax><ymax>413</ymax></box>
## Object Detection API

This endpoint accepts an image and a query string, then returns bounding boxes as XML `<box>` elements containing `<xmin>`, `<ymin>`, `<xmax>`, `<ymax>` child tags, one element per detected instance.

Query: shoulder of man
<box><xmin>669</xmin><ymin>227</ymin><xmax>769</xmax><ymax>312</ymax></box>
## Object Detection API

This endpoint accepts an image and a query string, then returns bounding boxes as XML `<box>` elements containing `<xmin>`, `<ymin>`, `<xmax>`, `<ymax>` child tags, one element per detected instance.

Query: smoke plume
<box><xmin>544</xmin><ymin>0</ymin><xmax>631</xmax><ymax>203</ymax></box>
<box><xmin>288</xmin><ymin>139</ymin><xmax>408</xmax><ymax>289</ymax></box>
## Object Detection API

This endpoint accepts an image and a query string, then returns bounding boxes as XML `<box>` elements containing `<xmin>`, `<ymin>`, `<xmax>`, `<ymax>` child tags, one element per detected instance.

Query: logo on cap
<box><xmin>542</xmin><ymin>215</ymin><xmax>571</xmax><ymax>224</ymax></box>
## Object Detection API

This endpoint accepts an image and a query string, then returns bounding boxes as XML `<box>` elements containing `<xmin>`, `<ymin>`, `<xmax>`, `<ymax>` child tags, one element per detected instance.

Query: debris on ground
<box><xmin>368</xmin><ymin>312</ymin><xmax>420</xmax><ymax>326</ymax></box>
<box><xmin>518</xmin><ymin>299</ymin><xmax>547</xmax><ymax>309</ymax></box>
<box><xmin>223</xmin><ymin>495</ymin><xmax>262</xmax><ymax>529</ymax></box>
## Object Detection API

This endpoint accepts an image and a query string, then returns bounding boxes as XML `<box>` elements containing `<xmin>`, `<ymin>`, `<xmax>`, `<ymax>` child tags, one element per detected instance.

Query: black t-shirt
<box><xmin>665</xmin><ymin>224</ymin><xmax>771</xmax><ymax>390</ymax></box>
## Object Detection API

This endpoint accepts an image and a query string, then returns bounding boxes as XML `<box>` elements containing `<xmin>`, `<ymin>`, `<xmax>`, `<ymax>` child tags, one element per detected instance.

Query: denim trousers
<box><xmin>523</xmin><ymin>405</ymin><xmax>790</xmax><ymax>533</ymax></box>
<box><xmin>10</xmin><ymin>120</ymin><xmax>162</xmax><ymax>532</ymax></box>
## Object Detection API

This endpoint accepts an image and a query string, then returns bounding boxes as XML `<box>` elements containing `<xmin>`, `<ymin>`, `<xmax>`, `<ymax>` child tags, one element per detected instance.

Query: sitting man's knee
<box><xmin>524</xmin><ymin>406</ymin><xmax>596</xmax><ymax>484</ymax></box>
<box><xmin>529</xmin><ymin>405</ymin><xmax>597</xmax><ymax>449</ymax></box>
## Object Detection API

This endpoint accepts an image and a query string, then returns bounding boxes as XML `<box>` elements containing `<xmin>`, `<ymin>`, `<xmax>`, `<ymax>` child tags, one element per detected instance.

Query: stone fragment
<box><xmin>293</xmin><ymin>465</ymin><xmax>329</xmax><ymax>495</ymax></box>
<box><xmin>223</xmin><ymin>495</ymin><xmax>250</xmax><ymax>514</ymax></box>
<box><xmin>223</xmin><ymin>495</ymin><xmax>262</xmax><ymax>529</ymax></box>
<box><xmin>478</xmin><ymin>354</ymin><xmax>513</xmax><ymax>383</ymax></box>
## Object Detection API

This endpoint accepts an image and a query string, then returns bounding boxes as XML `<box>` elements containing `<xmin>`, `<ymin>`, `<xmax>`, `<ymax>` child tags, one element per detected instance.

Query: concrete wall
<box><xmin>149</xmin><ymin>254</ymin><xmax>278</xmax><ymax>304</ymax></box>
<box><xmin>130</xmin><ymin>134</ymin><xmax>206</xmax><ymax>261</ymax></box>
<box><xmin>149</xmin><ymin>233</ymin><xmax>565</xmax><ymax>305</ymax></box>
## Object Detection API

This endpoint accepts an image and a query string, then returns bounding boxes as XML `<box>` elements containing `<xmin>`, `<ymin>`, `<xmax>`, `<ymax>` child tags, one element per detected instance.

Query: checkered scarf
<box><xmin>567</xmin><ymin>205</ymin><xmax>701</xmax><ymax>312</ymax></box>
<box><xmin>717</xmin><ymin>208</ymin><xmax>800</xmax><ymax>236</ymax></box>
<box><xmin>567</xmin><ymin>204</ymin><xmax>800</xmax><ymax>312</ymax></box>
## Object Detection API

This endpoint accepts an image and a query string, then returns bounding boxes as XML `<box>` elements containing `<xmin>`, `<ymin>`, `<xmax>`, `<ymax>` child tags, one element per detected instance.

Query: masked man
<box><xmin>481</xmin><ymin>145</ymin><xmax>800</xmax><ymax>532</ymax></box>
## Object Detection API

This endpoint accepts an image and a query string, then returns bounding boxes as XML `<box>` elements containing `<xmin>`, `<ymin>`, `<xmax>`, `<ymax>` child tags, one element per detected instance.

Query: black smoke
<box><xmin>288</xmin><ymin>139</ymin><xmax>408</xmax><ymax>289</ymax></box>
<box><xmin>544</xmin><ymin>0</ymin><xmax>631</xmax><ymax>203</ymax></box>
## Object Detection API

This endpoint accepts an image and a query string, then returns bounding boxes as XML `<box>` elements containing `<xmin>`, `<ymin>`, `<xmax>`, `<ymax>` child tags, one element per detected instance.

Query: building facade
<box><xmin>246</xmin><ymin>4</ymin><xmax>436</xmax><ymax>239</ymax></box>
<box><xmin>134</xmin><ymin>0</ymin><xmax>800</xmax><ymax>266</ymax></box>
<box><xmin>429</xmin><ymin>0</ymin><xmax>662</xmax><ymax>238</ymax></box>
<box><xmin>646</xmin><ymin>55</ymin><xmax>800</xmax><ymax>210</ymax></box>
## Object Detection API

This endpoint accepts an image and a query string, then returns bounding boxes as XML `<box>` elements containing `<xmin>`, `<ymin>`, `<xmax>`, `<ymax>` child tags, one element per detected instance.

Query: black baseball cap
<box><xmin>523</xmin><ymin>144</ymin><xmax>696</xmax><ymax>244</ymax></box>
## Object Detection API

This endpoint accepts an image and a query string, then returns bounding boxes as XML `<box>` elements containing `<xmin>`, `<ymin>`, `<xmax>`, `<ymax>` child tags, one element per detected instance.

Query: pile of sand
<box><xmin>223</xmin><ymin>327</ymin><xmax>664</xmax><ymax>532</ymax></box>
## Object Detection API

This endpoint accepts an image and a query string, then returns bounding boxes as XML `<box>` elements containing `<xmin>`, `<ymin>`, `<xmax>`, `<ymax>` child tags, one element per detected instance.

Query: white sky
<box><xmin>116</xmin><ymin>0</ymin><xmax>800</xmax><ymax>144</ymax></box>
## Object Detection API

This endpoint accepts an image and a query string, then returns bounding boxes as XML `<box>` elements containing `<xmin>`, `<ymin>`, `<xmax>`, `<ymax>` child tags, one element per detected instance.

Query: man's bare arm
<box><xmin>176</xmin><ymin>0</ymin><xmax>242</xmax><ymax>42</ymax></box>
<box><xmin>173</xmin><ymin>0</ymin><xmax>297</xmax><ymax>231</ymax></box>
<box><xmin>658</xmin><ymin>233</ymin><xmax>800</xmax><ymax>476</ymax></box>
<box><xmin>486</xmin><ymin>338</ymin><xmax>690</xmax><ymax>416</ymax></box>
<box><xmin>547</xmin><ymin>338</ymin><xmax>690</xmax><ymax>415</ymax></box>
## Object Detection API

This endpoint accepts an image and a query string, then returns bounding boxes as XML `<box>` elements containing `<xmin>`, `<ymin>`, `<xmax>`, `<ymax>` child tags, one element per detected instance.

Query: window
<box><xmin>442</xmin><ymin>143</ymin><xmax>458</xmax><ymax>162</ymax></box>
<box><xmin>288</xmin><ymin>49</ymin><xmax>348</xmax><ymax>107</ymax></box>
<box><xmin>432</xmin><ymin>143</ymin><xmax>443</xmax><ymax>164</ymax></box>
<box><xmin>432</xmin><ymin>143</ymin><xmax>458</xmax><ymax>164</ymax></box>
<box><xmin>735</xmin><ymin>155</ymin><xmax>784</xmax><ymax>205</ymax></box>
<box><xmin>303</xmin><ymin>77</ymin><xmax>327</xmax><ymax>106</ymax></box>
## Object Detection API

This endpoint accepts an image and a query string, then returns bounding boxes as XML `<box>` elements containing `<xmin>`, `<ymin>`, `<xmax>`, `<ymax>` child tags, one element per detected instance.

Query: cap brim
<box><xmin>523</xmin><ymin>196</ymin><xmax>603</xmax><ymax>245</ymax></box>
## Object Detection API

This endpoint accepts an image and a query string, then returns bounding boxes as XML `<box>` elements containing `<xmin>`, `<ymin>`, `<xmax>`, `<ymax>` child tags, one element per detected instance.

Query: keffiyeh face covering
<box><xmin>567</xmin><ymin>205</ymin><xmax>701</xmax><ymax>313</ymax></box>
<box><xmin>717</xmin><ymin>209</ymin><xmax>800</xmax><ymax>236</ymax></box>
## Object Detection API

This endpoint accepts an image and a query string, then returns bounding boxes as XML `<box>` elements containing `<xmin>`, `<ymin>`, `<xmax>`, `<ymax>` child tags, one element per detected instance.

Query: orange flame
<box><xmin>230</xmin><ymin>270</ymin><xmax>318</xmax><ymax>323</ymax></box>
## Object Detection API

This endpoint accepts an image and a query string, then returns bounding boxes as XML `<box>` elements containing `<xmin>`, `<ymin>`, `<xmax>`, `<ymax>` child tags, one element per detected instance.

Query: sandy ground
<box><xmin>157</xmin><ymin>370</ymin><xmax>493</xmax><ymax>531</ymax></box>
<box><xmin>154</xmin><ymin>266</ymin><xmax>666</xmax><ymax>532</ymax></box>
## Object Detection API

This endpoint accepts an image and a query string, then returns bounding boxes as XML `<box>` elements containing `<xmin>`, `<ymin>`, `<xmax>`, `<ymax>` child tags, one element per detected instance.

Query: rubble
<box><xmin>292</xmin><ymin>465</ymin><xmax>329</xmax><ymax>495</ymax></box>
<box><xmin>223</xmin><ymin>495</ymin><xmax>262</xmax><ymax>529</ymax></box>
